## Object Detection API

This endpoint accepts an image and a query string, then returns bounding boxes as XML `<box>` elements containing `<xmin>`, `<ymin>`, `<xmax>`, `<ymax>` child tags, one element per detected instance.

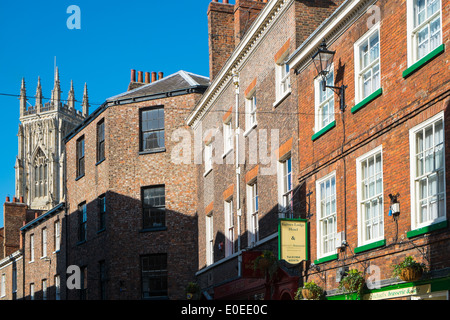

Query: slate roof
<box><xmin>64</xmin><ymin>70</ymin><xmax>209</xmax><ymax>143</ymax></box>
<box><xmin>107</xmin><ymin>70</ymin><xmax>210</xmax><ymax>102</ymax></box>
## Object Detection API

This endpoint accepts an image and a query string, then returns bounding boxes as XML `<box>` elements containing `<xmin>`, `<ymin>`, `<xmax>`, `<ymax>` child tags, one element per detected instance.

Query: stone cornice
<box><xmin>288</xmin><ymin>0</ymin><xmax>377</xmax><ymax>73</ymax></box>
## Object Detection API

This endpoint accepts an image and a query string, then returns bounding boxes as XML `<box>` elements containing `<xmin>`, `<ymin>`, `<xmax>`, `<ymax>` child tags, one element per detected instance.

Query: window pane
<box><xmin>143</xmin><ymin>187</ymin><xmax>166</xmax><ymax>228</ymax></box>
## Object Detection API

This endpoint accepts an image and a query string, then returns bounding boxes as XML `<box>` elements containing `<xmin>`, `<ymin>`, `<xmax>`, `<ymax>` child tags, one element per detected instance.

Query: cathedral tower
<box><xmin>15</xmin><ymin>68</ymin><xmax>89</xmax><ymax>210</ymax></box>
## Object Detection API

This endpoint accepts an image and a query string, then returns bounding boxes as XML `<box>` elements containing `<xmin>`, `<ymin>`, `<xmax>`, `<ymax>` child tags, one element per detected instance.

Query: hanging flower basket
<box><xmin>300</xmin><ymin>281</ymin><xmax>323</xmax><ymax>300</ymax></box>
<box><xmin>302</xmin><ymin>289</ymin><xmax>319</xmax><ymax>300</ymax></box>
<box><xmin>338</xmin><ymin>269</ymin><xmax>365</xmax><ymax>295</ymax></box>
<box><xmin>392</xmin><ymin>256</ymin><xmax>427</xmax><ymax>282</ymax></box>
<box><xmin>399</xmin><ymin>267</ymin><xmax>423</xmax><ymax>282</ymax></box>
<box><xmin>185</xmin><ymin>282</ymin><xmax>200</xmax><ymax>300</ymax></box>
<box><xmin>253</xmin><ymin>250</ymin><xmax>278</xmax><ymax>280</ymax></box>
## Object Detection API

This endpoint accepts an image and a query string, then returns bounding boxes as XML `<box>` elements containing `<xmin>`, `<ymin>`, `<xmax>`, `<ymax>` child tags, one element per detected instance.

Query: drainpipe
<box><xmin>21</xmin><ymin>229</ymin><xmax>25</xmax><ymax>300</ymax></box>
<box><xmin>232</xmin><ymin>69</ymin><xmax>242</xmax><ymax>276</ymax></box>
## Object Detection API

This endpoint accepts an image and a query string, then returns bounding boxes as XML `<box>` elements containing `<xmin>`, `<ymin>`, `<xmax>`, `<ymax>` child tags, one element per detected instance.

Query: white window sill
<box><xmin>222</xmin><ymin>148</ymin><xmax>233</xmax><ymax>159</ymax></box>
<box><xmin>203</xmin><ymin>168</ymin><xmax>213</xmax><ymax>177</ymax></box>
<box><xmin>273</xmin><ymin>89</ymin><xmax>291</xmax><ymax>108</ymax></box>
<box><xmin>243</xmin><ymin>123</ymin><xmax>257</xmax><ymax>137</ymax></box>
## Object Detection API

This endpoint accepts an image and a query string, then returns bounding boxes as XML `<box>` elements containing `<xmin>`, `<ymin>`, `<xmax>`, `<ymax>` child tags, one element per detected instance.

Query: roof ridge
<box><xmin>179</xmin><ymin>70</ymin><xmax>199</xmax><ymax>86</ymax></box>
<box><xmin>107</xmin><ymin>71</ymin><xmax>180</xmax><ymax>101</ymax></box>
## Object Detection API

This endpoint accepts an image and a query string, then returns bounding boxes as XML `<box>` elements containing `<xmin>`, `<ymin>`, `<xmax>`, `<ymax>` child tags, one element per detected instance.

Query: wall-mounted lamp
<box><xmin>312</xmin><ymin>39</ymin><xmax>347</xmax><ymax>112</ymax></box>
<box><xmin>389</xmin><ymin>193</ymin><xmax>400</xmax><ymax>217</ymax></box>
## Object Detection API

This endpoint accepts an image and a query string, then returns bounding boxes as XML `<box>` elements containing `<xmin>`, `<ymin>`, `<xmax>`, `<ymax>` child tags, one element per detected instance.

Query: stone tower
<box><xmin>15</xmin><ymin>68</ymin><xmax>89</xmax><ymax>210</ymax></box>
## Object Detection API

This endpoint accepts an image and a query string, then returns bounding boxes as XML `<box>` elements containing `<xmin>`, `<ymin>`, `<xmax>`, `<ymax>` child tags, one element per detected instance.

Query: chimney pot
<box><xmin>20</xmin><ymin>196</ymin><xmax>24</xmax><ymax>203</ymax></box>
<box><xmin>158</xmin><ymin>72</ymin><xmax>164</xmax><ymax>80</ymax></box>
<box><xmin>6</xmin><ymin>196</ymin><xmax>10</xmax><ymax>202</ymax></box>
<box><xmin>145</xmin><ymin>72</ymin><xmax>150</xmax><ymax>84</ymax></box>
<box><xmin>138</xmin><ymin>71</ymin><xmax>144</xmax><ymax>83</ymax></box>
<box><xmin>13</xmin><ymin>197</ymin><xmax>17</xmax><ymax>203</ymax></box>
<box><xmin>131</xmin><ymin>69</ymin><xmax>136</xmax><ymax>82</ymax></box>
<box><xmin>152</xmin><ymin>72</ymin><xmax>157</xmax><ymax>83</ymax></box>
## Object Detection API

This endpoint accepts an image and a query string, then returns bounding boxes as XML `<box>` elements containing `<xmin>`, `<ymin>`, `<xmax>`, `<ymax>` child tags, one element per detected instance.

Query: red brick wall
<box><xmin>65</xmin><ymin>92</ymin><xmax>202</xmax><ymax>300</ymax></box>
<box><xmin>22</xmin><ymin>211</ymin><xmax>65</xmax><ymax>300</ymax></box>
<box><xmin>295</xmin><ymin>0</ymin><xmax>450</xmax><ymax>293</ymax></box>
<box><xmin>195</xmin><ymin>0</ymin><xmax>344</xmax><ymax>296</ymax></box>
<box><xmin>2</xmin><ymin>201</ymin><xmax>28</xmax><ymax>258</ymax></box>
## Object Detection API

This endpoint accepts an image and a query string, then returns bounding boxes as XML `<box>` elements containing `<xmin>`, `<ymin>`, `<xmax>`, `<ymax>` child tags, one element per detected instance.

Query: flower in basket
<box><xmin>253</xmin><ymin>250</ymin><xmax>279</xmax><ymax>280</ymax></box>
<box><xmin>392</xmin><ymin>256</ymin><xmax>427</xmax><ymax>282</ymax></box>
<box><xmin>185</xmin><ymin>281</ymin><xmax>200</xmax><ymax>300</ymax></box>
<box><xmin>301</xmin><ymin>281</ymin><xmax>324</xmax><ymax>300</ymax></box>
<box><xmin>338</xmin><ymin>269</ymin><xmax>365</xmax><ymax>295</ymax></box>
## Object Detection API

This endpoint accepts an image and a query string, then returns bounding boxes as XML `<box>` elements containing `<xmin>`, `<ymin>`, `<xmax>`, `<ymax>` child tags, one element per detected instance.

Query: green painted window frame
<box><xmin>354</xmin><ymin>239</ymin><xmax>386</xmax><ymax>254</ymax></box>
<box><xmin>312</xmin><ymin>120</ymin><xmax>336</xmax><ymax>141</ymax></box>
<box><xmin>314</xmin><ymin>253</ymin><xmax>338</xmax><ymax>265</ymax></box>
<box><xmin>407</xmin><ymin>220</ymin><xmax>448</xmax><ymax>238</ymax></box>
<box><xmin>402</xmin><ymin>44</ymin><xmax>445</xmax><ymax>79</ymax></box>
<box><xmin>351</xmin><ymin>88</ymin><xmax>383</xmax><ymax>114</ymax></box>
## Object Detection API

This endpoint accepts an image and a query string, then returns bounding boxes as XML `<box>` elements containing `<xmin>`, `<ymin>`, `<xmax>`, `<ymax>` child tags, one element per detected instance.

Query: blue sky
<box><xmin>0</xmin><ymin>0</ymin><xmax>217</xmax><ymax>226</ymax></box>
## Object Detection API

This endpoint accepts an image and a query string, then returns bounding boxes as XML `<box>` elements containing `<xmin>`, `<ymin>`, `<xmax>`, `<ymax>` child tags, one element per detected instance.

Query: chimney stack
<box><xmin>207</xmin><ymin>0</ymin><xmax>267</xmax><ymax>80</ymax></box>
<box><xmin>128</xmin><ymin>69</ymin><xmax>163</xmax><ymax>90</ymax></box>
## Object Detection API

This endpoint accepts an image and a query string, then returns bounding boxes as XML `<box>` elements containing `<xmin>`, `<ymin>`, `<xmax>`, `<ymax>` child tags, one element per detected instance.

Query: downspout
<box><xmin>21</xmin><ymin>230</ymin><xmax>25</xmax><ymax>300</ymax></box>
<box><xmin>64</xmin><ymin>154</ymin><xmax>69</xmax><ymax>300</ymax></box>
<box><xmin>232</xmin><ymin>69</ymin><xmax>242</xmax><ymax>276</ymax></box>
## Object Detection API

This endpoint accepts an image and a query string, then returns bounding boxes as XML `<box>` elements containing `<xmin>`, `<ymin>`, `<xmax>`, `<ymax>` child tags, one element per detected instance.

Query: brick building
<box><xmin>63</xmin><ymin>69</ymin><xmax>209</xmax><ymax>300</ymax></box>
<box><xmin>0</xmin><ymin>197</ymin><xmax>63</xmax><ymax>300</ymax></box>
<box><xmin>187</xmin><ymin>0</ymin><xmax>344</xmax><ymax>300</ymax></box>
<box><xmin>288</xmin><ymin>0</ymin><xmax>450</xmax><ymax>299</ymax></box>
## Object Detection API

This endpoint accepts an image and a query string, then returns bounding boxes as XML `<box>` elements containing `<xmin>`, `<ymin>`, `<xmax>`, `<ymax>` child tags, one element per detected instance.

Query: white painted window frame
<box><xmin>206</xmin><ymin>213</ymin><xmax>214</xmax><ymax>266</ymax></box>
<box><xmin>356</xmin><ymin>145</ymin><xmax>384</xmax><ymax>246</ymax></box>
<box><xmin>406</xmin><ymin>0</ymin><xmax>443</xmax><ymax>66</ymax></box>
<box><xmin>245</xmin><ymin>92</ymin><xmax>257</xmax><ymax>135</ymax></box>
<box><xmin>314</xmin><ymin>67</ymin><xmax>335</xmax><ymax>133</ymax></box>
<box><xmin>204</xmin><ymin>142</ymin><xmax>213</xmax><ymax>176</ymax></box>
<box><xmin>354</xmin><ymin>23</ymin><xmax>381</xmax><ymax>103</ymax></box>
<box><xmin>409</xmin><ymin>111</ymin><xmax>446</xmax><ymax>230</ymax></box>
<box><xmin>224</xmin><ymin>200</ymin><xmax>234</xmax><ymax>257</ymax></box>
<box><xmin>316</xmin><ymin>171</ymin><xmax>337</xmax><ymax>259</ymax></box>
<box><xmin>275</xmin><ymin>52</ymin><xmax>291</xmax><ymax>103</ymax></box>
<box><xmin>246</xmin><ymin>181</ymin><xmax>259</xmax><ymax>247</ymax></box>
<box><xmin>277</xmin><ymin>153</ymin><xmax>293</xmax><ymax>219</ymax></box>
<box><xmin>223</xmin><ymin>120</ymin><xmax>233</xmax><ymax>156</ymax></box>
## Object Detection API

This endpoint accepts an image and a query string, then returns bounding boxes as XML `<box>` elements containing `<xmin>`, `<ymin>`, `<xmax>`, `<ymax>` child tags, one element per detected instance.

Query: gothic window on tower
<box><xmin>33</xmin><ymin>149</ymin><xmax>48</xmax><ymax>199</ymax></box>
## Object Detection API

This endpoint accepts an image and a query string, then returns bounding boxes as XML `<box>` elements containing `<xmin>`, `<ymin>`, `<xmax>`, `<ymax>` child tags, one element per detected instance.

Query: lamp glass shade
<box><xmin>312</xmin><ymin>41</ymin><xmax>335</xmax><ymax>80</ymax></box>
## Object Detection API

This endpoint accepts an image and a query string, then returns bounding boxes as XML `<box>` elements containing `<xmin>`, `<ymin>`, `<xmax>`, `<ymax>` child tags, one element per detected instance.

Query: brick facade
<box><xmin>289</xmin><ymin>0</ymin><xmax>450</xmax><ymax>299</ymax></box>
<box><xmin>189</xmin><ymin>0</ymin><xmax>343</xmax><ymax>299</ymax></box>
<box><xmin>64</xmin><ymin>72</ymin><xmax>207</xmax><ymax>300</ymax></box>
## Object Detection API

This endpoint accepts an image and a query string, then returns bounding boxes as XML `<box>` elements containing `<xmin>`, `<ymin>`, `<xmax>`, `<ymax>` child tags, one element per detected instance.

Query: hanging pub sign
<box><xmin>278</xmin><ymin>219</ymin><xmax>308</xmax><ymax>264</ymax></box>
